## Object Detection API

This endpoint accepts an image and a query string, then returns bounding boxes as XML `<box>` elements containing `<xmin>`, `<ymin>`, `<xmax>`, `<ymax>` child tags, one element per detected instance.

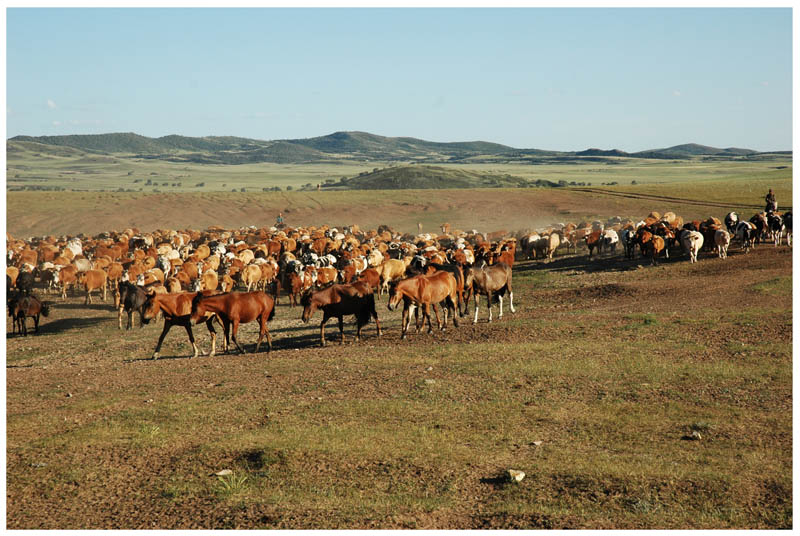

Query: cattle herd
<box><xmin>5</xmin><ymin>207</ymin><xmax>792</xmax><ymax>356</ymax></box>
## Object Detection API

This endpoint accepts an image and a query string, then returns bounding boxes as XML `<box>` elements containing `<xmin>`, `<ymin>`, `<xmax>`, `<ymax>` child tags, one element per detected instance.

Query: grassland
<box><xmin>4</xmin><ymin>142</ymin><xmax>793</xmax><ymax>529</ymax></box>
<box><xmin>6</xmin><ymin>241</ymin><xmax>792</xmax><ymax>529</ymax></box>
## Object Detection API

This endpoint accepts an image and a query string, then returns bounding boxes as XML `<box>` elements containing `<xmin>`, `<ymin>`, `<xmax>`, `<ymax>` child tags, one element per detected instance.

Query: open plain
<box><xmin>5</xmin><ymin>168</ymin><xmax>793</xmax><ymax>528</ymax></box>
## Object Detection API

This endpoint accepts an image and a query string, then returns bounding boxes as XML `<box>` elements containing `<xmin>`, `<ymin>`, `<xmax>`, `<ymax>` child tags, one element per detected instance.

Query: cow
<box><xmin>767</xmin><ymin>212</ymin><xmax>784</xmax><ymax>246</ymax></box>
<box><xmin>680</xmin><ymin>230</ymin><xmax>704</xmax><ymax>264</ymax></box>
<box><xmin>783</xmin><ymin>211</ymin><xmax>792</xmax><ymax>247</ymax></box>
<box><xmin>300</xmin><ymin>282</ymin><xmax>382</xmax><ymax>346</ymax></box>
<box><xmin>77</xmin><ymin>269</ymin><xmax>107</xmax><ymax>304</ymax></box>
<box><xmin>12</xmin><ymin>294</ymin><xmax>50</xmax><ymax>336</ymax></box>
<box><xmin>735</xmin><ymin>221</ymin><xmax>757</xmax><ymax>253</ymax></box>
<box><xmin>724</xmin><ymin>212</ymin><xmax>739</xmax><ymax>235</ymax></box>
<box><xmin>714</xmin><ymin>229</ymin><xmax>731</xmax><ymax>259</ymax></box>
<box><xmin>584</xmin><ymin>230</ymin><xmax>603</xmax><ymax>258</ymax></box>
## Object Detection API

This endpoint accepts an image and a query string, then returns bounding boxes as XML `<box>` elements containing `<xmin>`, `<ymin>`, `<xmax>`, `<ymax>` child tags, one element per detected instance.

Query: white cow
<box><xmin>714</xmin><ymin>230</ymin><xmax>731</xmax><ymax>259</ymax></box>
<box><xmin>680</xmin><ymin>230</ymin><xmax>704</xmax><ymax>263</ymax></box>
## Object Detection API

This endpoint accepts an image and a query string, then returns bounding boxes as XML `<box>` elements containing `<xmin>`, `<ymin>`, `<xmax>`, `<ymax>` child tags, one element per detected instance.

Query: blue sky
<box><xmin>5</xmin><ymin>8</ymin><xmax>793</xmax><ymax>152</ymax></box>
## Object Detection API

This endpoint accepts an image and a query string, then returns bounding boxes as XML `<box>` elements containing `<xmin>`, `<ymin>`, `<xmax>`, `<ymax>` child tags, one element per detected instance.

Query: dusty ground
<box><xmin>5</xmin><ymin>242</ymin><xmax>793</xmax><ymax>529</ymax></box>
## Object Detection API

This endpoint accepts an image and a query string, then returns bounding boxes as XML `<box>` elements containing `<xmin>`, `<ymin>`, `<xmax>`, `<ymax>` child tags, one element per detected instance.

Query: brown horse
<box><xmin>141</xmin><ymin>290</ymin><xmax>226</xmax><ymax>359</ymax></box>
<box><xmin>421</xmin><ymin>262</ymin><xmax>467</xmax><ymax>317</ymax></box>
<box><xmin>387</xmin><ymin>271</ymin><xmax>459</xmax><ymax>339</ymax></box>
<box><xmin>301</xmin><ymin>282</ymin><xmax>381</xmax><ymax>346</ymax></box>
<box><xmin>190</xmin><ymin>291</ymin><xmax>275</xmax><ymax>354</ymax></box>
<box><xmin>464</xmin><ymin>261</ymin><xmax>515</xmax><ymax>324</ymax></box>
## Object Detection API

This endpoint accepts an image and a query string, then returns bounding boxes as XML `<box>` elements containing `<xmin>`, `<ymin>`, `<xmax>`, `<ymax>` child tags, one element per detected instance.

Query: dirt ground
<box><xmin>6</xmin><ymin>236</ymin><xmax>792</xmax><ymax>529</ymax></box>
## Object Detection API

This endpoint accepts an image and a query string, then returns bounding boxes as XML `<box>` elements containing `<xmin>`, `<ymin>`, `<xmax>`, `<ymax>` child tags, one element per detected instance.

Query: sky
<box><xmin>5</xmin><ymin>7</ymin><xmax>794</xmax><ymax>152</ymax></box>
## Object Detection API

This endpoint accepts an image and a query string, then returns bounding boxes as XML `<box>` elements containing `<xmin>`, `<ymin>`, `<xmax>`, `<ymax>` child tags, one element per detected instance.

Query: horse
<box><xmin>300</xmin><ymin>282</ymin><xmax>382</xmax><ymax>347</ymax></box>
<box><xmin>464</xmin><ymin>261</ymin><xmax>515</xmax><ymax>324</ymax></box>
<box><xmin>141</xmin><ymin>290</ymin><xmax>227</xmax><ymax>359</ymax></box>
<box><xmin>387</xmin><ymin>271</ymin><xmax>459</xmax><ymax>339</ymax></box>
<box><xmin>190</xmin><ymin>291</ymin><xmax>275</xmax><ymax>354</ymax></box>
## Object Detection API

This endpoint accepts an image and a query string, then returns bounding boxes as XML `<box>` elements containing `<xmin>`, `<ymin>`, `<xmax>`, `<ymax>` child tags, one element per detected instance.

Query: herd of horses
<box><xmin>6</xmin><ymin>206</ymin><xmax>789</xmax><ymax>356</ymax></box>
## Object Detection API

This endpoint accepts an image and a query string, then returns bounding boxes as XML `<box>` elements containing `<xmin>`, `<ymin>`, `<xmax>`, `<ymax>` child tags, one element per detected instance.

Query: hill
<box><xmin>7</xmin><ymin>131</ymin><xmax>779</xmax><ymax>166</ymax></box>
<box><xmin>324</xmin><ymin>164</ymin><xmax>555</xmax><ymax>190</ymax></box>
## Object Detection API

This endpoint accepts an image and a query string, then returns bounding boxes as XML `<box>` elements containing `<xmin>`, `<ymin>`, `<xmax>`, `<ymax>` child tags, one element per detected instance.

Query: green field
<box><xmin>6</xmin><ymin>138</ymin><xmax>792</xmax><ymax>196</ymax></box>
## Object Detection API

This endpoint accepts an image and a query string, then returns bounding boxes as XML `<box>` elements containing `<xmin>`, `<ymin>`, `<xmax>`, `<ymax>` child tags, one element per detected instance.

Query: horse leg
<box><xmin>427</xmin><ymin>304</ymin><xmax>436</xmax><ymax>334</ymax></box>
<box><xmin>473</xmin><ymin>294</ymin><xmax>480</xmax><ymax>324</ymax></box>
<box><xmin>509</xmin><ymin>290</ymin><xmax>516</xmax><ymax>313</ymax></box>
<box><xmin>320</xmin><ymin>313</ymin><xmax>329</xmax><ymax>347</ymax></box>
<box><xmin>498</xmin><ymin>294</ymin><xmax>504</xmax><ymax>319</ymax></box>
<box><xmin>231</xmin><ymin>319</ymin><xmax>245</xmax><ymax>354</ymax></box>
<box><xmin>372</xmin><ymin>302</ymin><xmax>382</xmax><ymax>337</ymax></box>
<box><xmin>401</xmin><ymin>303</ymin><xmax>410</xmax><ymax>340</ymax></box>
<box><xmin>204</xmin><ymin>318</ymin><xmax>216</xmax><ymax>356</ymax></box>
<box><xmin>118</xmin><ymin>306</ymin><xmax>124</xmax><ymax>329</ymax></box>
<box><xmin>34</xmin><ymin>313</ymin><xmax>40</xmax><ymax>333</ymax></box>
<box><xmin>253</xmin><ymin>314</ymin><xmax>266</xmax><ymax>354</ymax></box>
<box><xmin>487</xmin><ymin>292</ymin><xmax>493</xmax><ymax>323</ymax></box>
<box><xmin>183</xmin><ymin>321</ymin><xmax>199</xmax><ymax>358</ymax></box>
<box><xmin>338</xmin><ymin>315</ymin><xmax>345</xmax><ymax>344</ymax></box>
<box><xmin>152</xmin><ymin>320</ymin><xmax>173</xmax><ymax>359</ymax></box>
<box><xmin>449</xmin><ymin>294</ymin><xmax>459</xmax><ymax>328</ymax></box>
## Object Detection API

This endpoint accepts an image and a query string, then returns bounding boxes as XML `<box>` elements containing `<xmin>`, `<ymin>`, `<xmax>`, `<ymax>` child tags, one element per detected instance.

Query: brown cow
<box><xmin>56</xmin><ymin>265</ymin><xmax>78</xmax><ymax>299</ymax></box>
<box><xmin>78</xmin><ymin>269</ymin><xmax>108</xmax><ymax>304</ymax></box>
<box><xmin>12</xmin><ymin>294</ymin><xmax>50</xmax><ymax>336</ymax></box>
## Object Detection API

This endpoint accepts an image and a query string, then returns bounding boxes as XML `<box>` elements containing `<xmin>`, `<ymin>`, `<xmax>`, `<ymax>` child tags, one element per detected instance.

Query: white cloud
<box><xmin>52</xmin><ymin>120</ymin><xmax>62</xmax><ymax>126</ymax></box>
<box><xmin>47</xmin><ymin>99</ymin><xmax>57</xmax><ymax>109</ymax></box>
<box><xmin>672</xmin><ymin>90</ymin><xmax>681</xmax><ymax>97</ymax></box>
<box><xmin>761</xmin><ymin>81</ymin><xmax>769</xmax><ymax>87</ymax></box>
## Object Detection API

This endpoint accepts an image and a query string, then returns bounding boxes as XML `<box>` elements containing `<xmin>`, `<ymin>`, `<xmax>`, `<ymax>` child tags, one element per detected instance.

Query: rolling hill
<box><xmin>323</xmin><ymin>164</ymin><xmax>557</xmax><ymax>190</ymax></box>
<box><xmin>7</xmin><ymin>131</ymin><xmax>781</xmax><ymax>168</ymax></box>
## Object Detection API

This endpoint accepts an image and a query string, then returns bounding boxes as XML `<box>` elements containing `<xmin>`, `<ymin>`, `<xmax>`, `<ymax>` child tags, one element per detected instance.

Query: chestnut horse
<box><xmin>387</xmin><ymin>271</ymin><xmax>459</xmax><ymax>339</ymax></box>
<box><xmin>301</xmin><ymin>281</ymin><xmax>382</xmax><ymax>346</ymax></box>
<box><xmin>141</xmin><ymin>290</ymin><xmax>226</xmax><ymax>359</ymax></box>
<box><xmin>190</xmin><ymin>291</ymin><xmax>275</xmax><ymax>354</ymax></box>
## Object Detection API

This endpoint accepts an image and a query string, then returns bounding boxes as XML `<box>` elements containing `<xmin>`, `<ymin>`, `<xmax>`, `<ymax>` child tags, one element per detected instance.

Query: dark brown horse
<box><xmin>387</xmin><ymin>271</ymin><xmax>459</xmax><ymax>339</ymax></box>
<box><xmin>301</xmin><ymin>281</ymin><xmax>381</xmax><ymax>346</ymax></box>
<box><xmin>190</xmin><ymin>291</ymin><xmax>275</xmax><ymax>354</ymax></box>
<box><xmin>464</xmin><ymin>261</ymin><xmax>515</xmax><ymax>324</ymax></box>
<box><xmin>141</xmin><ymin>290</ymin><xmax>226</xmax><ymax>359</ymax></box>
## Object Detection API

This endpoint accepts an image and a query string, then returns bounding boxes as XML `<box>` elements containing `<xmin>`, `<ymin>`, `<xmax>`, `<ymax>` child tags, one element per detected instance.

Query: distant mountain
<box><xmin>7</xmin><ymin>131</ymin><xmax>777</xmax><ymax>165</ymax></box>
<box><xmin>634</xmin><ymin>143</ymin><xmax>758</xmax><ymax>158</ymax></box>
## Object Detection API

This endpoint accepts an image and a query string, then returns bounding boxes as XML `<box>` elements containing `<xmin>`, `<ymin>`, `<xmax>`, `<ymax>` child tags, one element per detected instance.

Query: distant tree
<box><xmin>195</xmin><ymin>182</ymin><xmax>204</xmax><ymax>187</ymax></box>
<box><xmin>325</xmin><ymin>178</ymin><xmax>336</xmax><ymax>184</ymax></box>
<box><xmin>557</xmin><ymin>180</ymin><xmax>568</xmax><ymax>187</ymax></box>
<box><xmin>162</xmin><ymin>182</ymin><xmax>169</xmax><ymax>186</ymax></box>
<box><xmin>240</xmin><ymin>187</ymin><xmax>246</xmax><ymax>192</ymax></box>
<box><xmin>286</xmin><ymin>185</ymin><xmax>293</xmax><ymax>191</ymax></box>
<box><xmin>631</xmin><ymin>180</ymin><xmax>638</xmax><ymax>185</ymax></box>
<box><xmin>262</xmin><ymin>187</ymin><xmax>270</xmax><ymax>192</ymax></box>
<box><xmin>145</xmin><ymin>179</ymin><xmax>152</xmax><ymax>186</ymax></box>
